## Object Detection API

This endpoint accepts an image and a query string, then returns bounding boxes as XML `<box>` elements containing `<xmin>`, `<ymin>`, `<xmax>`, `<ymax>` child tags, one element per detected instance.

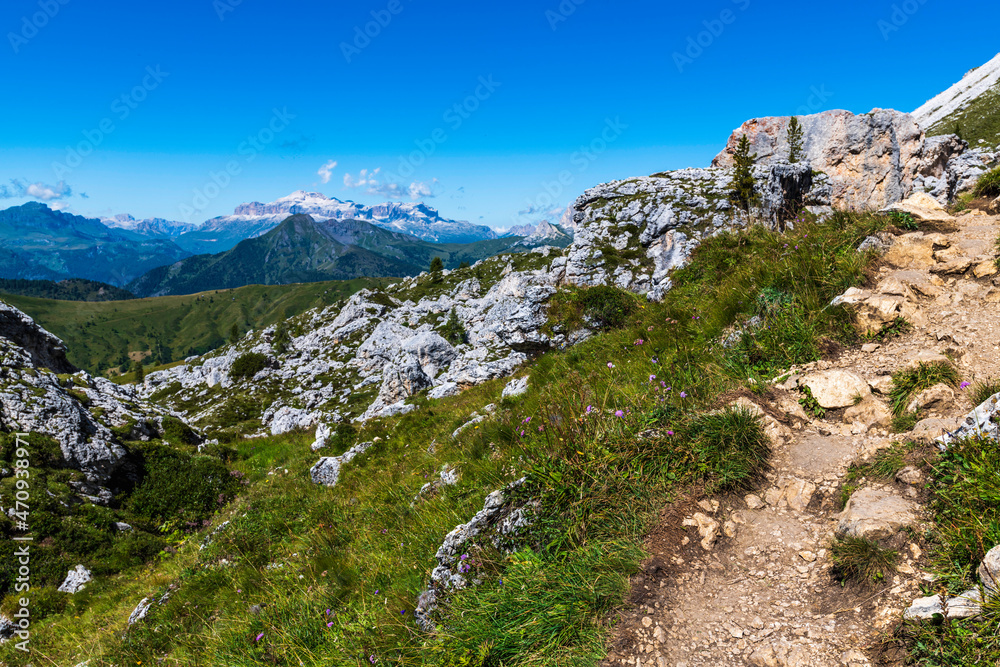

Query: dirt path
<box><xmin>602</xmin><ymin>207</ymin><xmax>1000</xmax><ymax>667</ymax></box>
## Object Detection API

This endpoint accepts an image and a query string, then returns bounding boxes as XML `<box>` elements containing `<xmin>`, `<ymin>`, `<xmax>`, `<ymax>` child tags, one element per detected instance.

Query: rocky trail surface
<box><xmin>602</xmin><ymin>203</ymin><xmax>1000</xmax><ymax>667</ymax></box>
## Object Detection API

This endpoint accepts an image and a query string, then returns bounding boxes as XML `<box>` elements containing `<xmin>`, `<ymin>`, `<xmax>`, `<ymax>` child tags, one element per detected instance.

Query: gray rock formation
<box><xmin>937</xmin><ymin>390</ymin><xmax>1000</xmax><ymax>448</ymax></box>
<box><xmin>415</xmin><ymin>478</ymin><xmax>535</xmax><ymax>631</ymax></box>
<box><xmin>0</xmin><ymin>300</ymin><xmax>169</xmax><ymax>484</ymax></box>
<box><xmin>56</xmin><ymin>564</ymin><xmax>92</xmax><ymax>593</ymax></box>
<box><xmin>564</xmin><ymin>164</ymin><xmax>815</xmax><ymax>301</ymax></box>
<box><xmin>310</xmin><ymin>441</ymin><xmax>374</xmax><ymax>488</ymax></box>
<box><xmin>712</xmin><ymin>108</ymin><xmax>996</xmax><ymax>208</ymax></box>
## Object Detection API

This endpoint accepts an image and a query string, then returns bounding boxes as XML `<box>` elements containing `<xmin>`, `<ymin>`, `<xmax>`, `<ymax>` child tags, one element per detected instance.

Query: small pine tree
<box><xmin>458</xmin><ymin>261</ymin><xmax>471</xmax><ymax>270</ymax></box>
<box><xmin>273</xmin><ymin>321</ymin><xmax>290</xmax><ymax>354</ymax></box>
<box><xmin>429</xmin><ymin>257</ymin><xmax>444</xmax><ymax>273</ymax></box>
<box><xmin>132</xmin><ymin>359</ymin><xmax>145</xmax><ymax>382</ymax></box>
<box><xmin>787</xmin><ymin>116</ymin><xmax>804</xmax><ymax>164</ymax></box>
<box><xmin>730</xmin><ymin>135</ymin><xmax>758</xmax><ymax>212</ymax></box>
<box><xmin>230</xmin><ymin>323</ymin><xmax>240</xmax><ymax>343</ymax></box>
<box><xmin>442</xmin><ymin>308</ymin><xmax>467</xmax><ymax>345</ymax></box>
<box><xmin>953</xmin><ymin>122</ymin><xmax>964</xmax><ymax>141</ymax></box>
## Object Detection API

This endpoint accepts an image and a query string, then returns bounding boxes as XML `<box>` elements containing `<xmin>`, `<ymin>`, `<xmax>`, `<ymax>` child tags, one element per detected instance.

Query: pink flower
<box><xmin>607</xmin><ymin>362</ymin><xmax>615</xmax><ymax>369</ymax></box>
<box><xmin>666</xmin><ymin>430</ymin><xmax>675</xmax><ymax>436</ymax></box>
<box><xmin>960</xmin><ymin>381</ymin><xmax>971</xmax><ymax>389</ymax></box>
<box><xmin>255</xmin><ymin>632</ymin><xmax>264</xmax><ymax>642</ymax></box>
<box><xmin>586</xmin><ymin>405</ymin><xmax>593</xmax><ymax>413</ymax></box>
<box><xmin>679</xmin><ymin>391</ymin><xmax>688</xmax><ymax>398</ymax></box>
<box><xmin>649</xmin><ymin>374</ymin><xmax>656</xmax><ymax>382</ymax></box>
<box><xmin>615</xmin><ymin>410</ymin><xmax>624</xmax><ymax>417</ymax></box>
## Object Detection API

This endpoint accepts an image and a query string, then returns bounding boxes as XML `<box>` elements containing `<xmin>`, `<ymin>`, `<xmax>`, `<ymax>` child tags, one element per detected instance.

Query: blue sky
<box><xmin>3</xmin><ymin>0</ymin><xmax>999</xmax><ymax>230</ymax></box>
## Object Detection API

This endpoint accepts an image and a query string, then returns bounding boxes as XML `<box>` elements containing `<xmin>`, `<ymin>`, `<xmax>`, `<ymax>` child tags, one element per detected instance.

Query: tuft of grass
<box><xmin>888</xmin><ymin>361</ymin><xmax>961</xmax><ymax>416</ymax></box>
<box><xmin>891</xmin><ymin>410</ymin><xmax>922</xmax><ymax>434</ymax></box>
<box><xmin>973</xmin><ymin>166</ymin><xmax>1000</xmax><ymax>199</ymax></box>
<box><xmin>967</xmin><ymin>377</ymin><xmax>1000</xmax><ymax>407</ymax></box>
<box><xmin>845</xmin><ymin>444</ymin><xmax>907</xmax><ymax>483</ymax></box>
<box><xmin>830</xmin><ymin>535</ymin><xmax>898</xmax><ymax>588</ymax></box>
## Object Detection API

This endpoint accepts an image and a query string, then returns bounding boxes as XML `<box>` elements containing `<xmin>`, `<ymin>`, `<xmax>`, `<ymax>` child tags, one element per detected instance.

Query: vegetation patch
<box><xmin>830</xmin><ymin>535</ymin><xmax>898</xmax><ymax>588</ymax></box>
<box><xmin>546</xmin><ymin>285</ymin><xmax>641</xmax><ymax>333</ymax></box>
<box><xmin>888</xmin><ymin>361</ymin><xmax>961</xmax><ymax>416</ymax></box>
<box><xmin>229</xmin><ymin>352</ymin><xmax>270</xmax><ymax>380</ymax></box>
<box><xmin>973</xmin><ymin>166</ymin><xmax>1000</xmax><ymax>199</ymax></box>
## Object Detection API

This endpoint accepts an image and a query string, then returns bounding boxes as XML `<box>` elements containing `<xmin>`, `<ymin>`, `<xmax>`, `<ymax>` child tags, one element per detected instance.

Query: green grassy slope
<box><xmin>0</xmin><ymin>210</ymin><xmax>913</xmax><ymax>667</ymax></box>
<box><xmin>926</xmin><ymin>83</ymin><xmax>1000</xmax><ymax>147</ymax></box>
<box><xmin>2</xmin><ymin>278</ymin><xmax>390</xmax><ymax>373</ymax></box>
<box><xmin>0</xmin><ymin>278</ymin><xmax>135</xmax><ymax>301</ymax></box>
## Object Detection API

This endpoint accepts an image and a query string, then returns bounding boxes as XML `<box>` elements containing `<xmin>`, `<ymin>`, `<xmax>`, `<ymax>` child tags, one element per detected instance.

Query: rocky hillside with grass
<box><xmin>915</xmin><ymin>52</ymin><xmax>1000</xmax><ymax>147</ymax></box>
<box><xmin>3</xmin><ymin>75</ymin><xmax>1000</xmax><ymax>666</ymax></box>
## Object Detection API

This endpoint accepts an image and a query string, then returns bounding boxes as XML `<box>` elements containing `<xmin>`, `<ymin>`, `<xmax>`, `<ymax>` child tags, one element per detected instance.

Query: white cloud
<box><xmin>0</xmin><ymin>179</ymin><xmax>73</xmax><ymax>201</ymax></box>
<box><xmin>49</xmin><ymin>202</ymin><xmax>71</xmax><ymax>211</ymax></box>
<box><xmin>317</xmin><ymin>159</ymin><xmax>338</xmax><ymax>184</ymax></box>
<box><xmin>343</xmin><ymin>169</ymin><xmax>437</xmax><ymax>200</ymax></box>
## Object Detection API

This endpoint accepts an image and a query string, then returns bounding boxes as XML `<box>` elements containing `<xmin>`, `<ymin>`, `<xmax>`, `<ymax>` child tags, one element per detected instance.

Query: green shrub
<box><xmin>888</xmin><ymin>361</ymin><xmax>961</xmax><ymax>416</ymax></box>
<box><xmin>441</xmin><ymin>308</ymin><xmax>467</xmax><ymax>345</ymax></box>
<box><xmin>830</xmin><ymin>535</ymin><xmax>897</xmax><ymax>588</ymax></box>
<box><xmin>160</xmin><ymin>415</ymin><xmax>199</xmax><ymax>446</ymax></box>
<box><xmin>886</xmin><ymin>210</ymin><xmax>918</xmax><ymax>231</ymax></box>
<box><xmin>547</xmin><ymin>285</ymin><xmax>640</xmax><ymax>332</ymax></box>
<box><xmin>229</xmin><ymin>352</ymin><xmax>269</xmax><ymax>380</ymax></box>
<box><xmin>124</xmin><ymin>444</ymin><xmax>239</xmax><ymax>529</ymax></box>
<box><xmin>973</xmin><ymin>166</ymin><xmax>1000</xmax><ymax>199</ymax></box>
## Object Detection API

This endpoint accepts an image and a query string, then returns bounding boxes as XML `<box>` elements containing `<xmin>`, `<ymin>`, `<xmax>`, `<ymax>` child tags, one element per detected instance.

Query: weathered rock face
<box><xmin>0</xmin><ymin>301</ymin><xmax>75</xmax><ymax>374</ymax></box>
<box><xmin>711</xmin><ymin>108</ymin><xmax>996</xmax><ymax>209</ymax></box>
<box><xmin>0</xmin><ymin>300</ymin><xmax>167</xmax><ymax>484</ymax></box>
<box><xmin>714</xmin><ymin>109</ymin><xmax>926</xmax><ymax>209</ymax></box>
<box><xmin>564</xmin><ymin>164</ymin><xmax>815</xmax><ymax>301</ymax></box>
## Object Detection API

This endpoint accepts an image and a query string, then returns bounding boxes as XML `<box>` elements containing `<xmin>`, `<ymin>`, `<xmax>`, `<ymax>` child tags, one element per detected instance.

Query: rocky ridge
<box><xmin>0</xmin><ymin>301</ymin><xmax>169</xmax><ymax>486</ymax></box>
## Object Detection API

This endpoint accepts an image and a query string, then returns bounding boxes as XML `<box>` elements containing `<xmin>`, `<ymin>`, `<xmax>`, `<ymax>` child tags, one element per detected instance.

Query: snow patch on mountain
<box><xmin>200</xmin><ymin>191</ymin><xmax>498</xmax><ymax>244</ymax></box>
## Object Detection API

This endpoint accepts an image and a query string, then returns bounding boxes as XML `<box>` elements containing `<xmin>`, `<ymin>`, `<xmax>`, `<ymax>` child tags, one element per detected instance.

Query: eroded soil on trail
<box><xmin>602</xmin><ymin>208</ymin><xmax>1000</xmax><ymax>667</ymax></box>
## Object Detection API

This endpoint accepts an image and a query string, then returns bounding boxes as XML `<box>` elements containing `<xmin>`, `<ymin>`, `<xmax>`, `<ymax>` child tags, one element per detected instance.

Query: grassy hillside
<box><xmin>927</xmin><ymin>83</ymin><xmax>1000</xmax><ymax>147</ymax></box>
<box><xmin>3</xmin><ymin>278</ymin><xmax>390</xmax><ymax>373</ymax></box>
<box><xmin>0</xmin><ymin>209</ymin><xmax>913</xmax><ymax>667</ymax></box>
<box><xmin>0</xmin><ymin>278</ymin><xmax>135</xmax><ymax>301</ymax></box>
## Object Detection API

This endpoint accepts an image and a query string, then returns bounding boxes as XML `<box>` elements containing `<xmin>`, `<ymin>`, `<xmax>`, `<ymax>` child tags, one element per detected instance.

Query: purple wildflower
<box><xmin>615</xmin><ymin>410</ymin><xmax>624</xmax><ymax>418</ymax></box>
<box><xmin>255</xmin><ymin>632</ymin><xmax>264</xmax><ymax>642</ymax></box>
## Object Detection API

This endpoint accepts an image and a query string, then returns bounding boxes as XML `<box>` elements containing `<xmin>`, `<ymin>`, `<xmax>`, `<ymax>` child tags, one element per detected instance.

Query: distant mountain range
<box><xmin>0</xmin><ymin>202</ymin><xmax>192</xmax><ymax>286</ymax></box>
<box><xmin>166</xmin><ymin>191</ymin><xmax>499</xmax><ymax>254</ymax></box>
<box><xmin>101</xmin><ymin>214</ymin><xmax>197</xmax><ymax>238</ymax></box>
<box><xmin>0</xmin><ymin>192</ymin><xmax>574</xmax><ymax>294</ymax></box>
<box><xmin>128</xmin><ymin>214</ymin><xmax>532</xmax><ymax>297</ymax></box>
